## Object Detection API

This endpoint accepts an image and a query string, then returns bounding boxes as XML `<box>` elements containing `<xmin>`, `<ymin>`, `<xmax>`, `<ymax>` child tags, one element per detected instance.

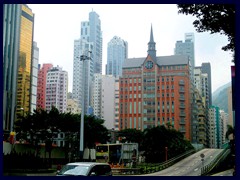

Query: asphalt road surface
<box><xmin>141</xmin><ymin>148</ymin><xmax>224</xmax><ymax>176</ymax></box>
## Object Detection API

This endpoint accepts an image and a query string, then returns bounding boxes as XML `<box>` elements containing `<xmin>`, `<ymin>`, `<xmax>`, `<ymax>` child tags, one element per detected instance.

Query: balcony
<box><xmin>179</xmin><ymin>112</ymin><xmax>186</xmax><ymax>117</ymax></box>
<box><xmin>179</xmin><ymin>128</ymin><xmax>186</xmax><ymax>132</ymax></box>
<box><xmin>179</xmin><ymin>97</ymin><xmax>185</xmax><ymax>101</ymax></box>
<box><xmin>179</xmin><ymin>120</ymin><xmax>185</xmax><ymax>125</ymax></box>
<box><xmin>179</xmin><ymin>89</ymin><xmax>185</xmax><ymax>93</ymax></box>
<box><xmin>179</xmin><ymin>104</ymin><xmax>185</xmax><ymax>109</ymax></box>
<box><xmin>179</xmin><ymin>81</ymin><xmax>185</xmax><ymax>85</ymax></box>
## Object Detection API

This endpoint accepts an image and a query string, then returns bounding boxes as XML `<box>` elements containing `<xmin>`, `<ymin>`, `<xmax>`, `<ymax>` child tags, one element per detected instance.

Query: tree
<box><xmin>177</xmin><ymin>4</ymin><xmax>235</xmax><ymax>61</ymax></box>
<box><xmin>117</xmin><ymin>128</ymin><xmax>144</xmax><ymax>150</ymax></box>
<box><xmin>142</xmin><ymin>126</ymin><xmax>194</xmax><ymax>163</ymax></box>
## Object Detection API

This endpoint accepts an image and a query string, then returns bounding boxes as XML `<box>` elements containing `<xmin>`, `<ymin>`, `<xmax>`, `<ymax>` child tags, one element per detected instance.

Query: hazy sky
<box><xmin>28</xmin><ymin>4</ymin><xmax>234</xmax><ymax>93</ymax></box>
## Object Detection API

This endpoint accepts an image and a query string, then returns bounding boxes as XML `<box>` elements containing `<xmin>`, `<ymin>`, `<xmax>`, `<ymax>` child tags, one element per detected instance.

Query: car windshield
<box><xmin>58</xmin><ymin>165</ymin><xmax>90</xmax><ymax>176</ymax></box>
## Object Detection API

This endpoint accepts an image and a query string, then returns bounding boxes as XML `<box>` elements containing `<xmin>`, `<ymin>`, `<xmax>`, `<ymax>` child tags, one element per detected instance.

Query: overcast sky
<box><xmin>28</xmin><ymin>4</ymin><xmax>234</xmax><ymax>93</ymax></box>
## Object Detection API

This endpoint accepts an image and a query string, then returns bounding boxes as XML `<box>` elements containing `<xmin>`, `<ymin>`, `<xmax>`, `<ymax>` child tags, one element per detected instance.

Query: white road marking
<box><xmin>194</xmin><ymin>168</ymin><xmax>199</xmax><ymax>171</ymax></box>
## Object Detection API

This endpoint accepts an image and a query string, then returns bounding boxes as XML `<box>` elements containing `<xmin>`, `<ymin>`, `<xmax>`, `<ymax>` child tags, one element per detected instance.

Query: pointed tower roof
<box><xmin>150</xmin><ymin>24</ymin><xmax>154</xmax><ymax>43</ymax></box>
<box><xmin>147</xmin><ymin>24</ymin><xmax>156</xmax><ymax>61</ymax></box>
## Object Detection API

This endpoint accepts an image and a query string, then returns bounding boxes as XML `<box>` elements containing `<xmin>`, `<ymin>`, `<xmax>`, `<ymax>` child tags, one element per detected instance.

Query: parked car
<box><xmin>56</xmin><ymin>162</ymin><xmax>112</xmax><ymax>176</ymax></box>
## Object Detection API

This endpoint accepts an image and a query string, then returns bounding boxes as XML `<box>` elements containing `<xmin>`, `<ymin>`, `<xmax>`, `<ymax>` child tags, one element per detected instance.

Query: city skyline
<box><xmin>28</xmin><ymin>4</ymin><xmax>234</xmax><ymax>93</ymax></box>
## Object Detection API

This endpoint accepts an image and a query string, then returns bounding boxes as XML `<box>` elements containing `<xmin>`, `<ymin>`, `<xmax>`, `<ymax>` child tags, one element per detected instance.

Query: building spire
<box><xmin>150</xmin><ymin>24</ymin><xmax>154</xmax><ymax>43</ymax></box>
<box><xmin>148</xmin><ymin>24</ymin><xmax>156</xmax><ymax>61</ymax></box>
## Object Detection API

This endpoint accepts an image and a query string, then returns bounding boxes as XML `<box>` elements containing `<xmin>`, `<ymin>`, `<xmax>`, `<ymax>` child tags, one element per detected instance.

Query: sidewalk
<box><xmin>211</xmin><ymin>169</ymin><xmax>234</xmax><ymax>176</ymax></box>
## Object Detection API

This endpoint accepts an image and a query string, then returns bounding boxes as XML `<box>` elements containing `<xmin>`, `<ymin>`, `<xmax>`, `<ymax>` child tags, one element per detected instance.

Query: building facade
<box><xmin>119</xmin><ymin>26</ymin><xmax>192</xmax><ymax>140</ymax></box>
<box><xmin>101</xmin><ymin>75</ymin><xmax>116</xmax><ymax>129</ymax></box>
<box><xmin>81</xmin><ymin>11</ymin><xmax>103</xmax><ymax>74</ymax></box>
<box><xmin>106</xmin><ymin>36</ymin><xmax>128</xmax><ymax>77</ymax></box>
<box><xmin>201</xmin><ymin>63</ymin><xmax>212</xmax><ymax>107</ymax></box>
<box><xmin>3</xmin><ymin>4</ymin><xmax>35</xmax><ymax>133</ymax></box>
<box><xmin>37</xmin><ymin>63</ymin><xmax>53</xmax><ymax>109</ymax></box>
<box><xmin>92</xmin><ymin>73</ymin><xmax>102</xmax><ymax>117</ymax></box>
<box><xmin>194</xmin><ymin>66</ymin><xmax>209</xmax><ymax>108</ymax></box>
<box><xmin>14</xmin><ymin>5</ymin><xmax>35</xmax><ymax>121</ymax></box>
<box><xmin>72</xmin><ymin>39</ymin><xmax>93</xmax><ymax>114</ymax></box>
<box><xmin>45</xmin><ymin>66</ymin><xmax>68</xmax><ymax>113</ymax></box>
<box><xmin>66</xmin><ymin>99</ymin><xmax>81</xmax><ymax>114</ymax></box>
<box><xmin>3</xmin><ymin>4</ymin><xmax>22</xmax><ymax>133</ymax></box>
<box><xmin>30</xmin><ymin>41</ymin><xmax>39</xmax><ymax>113</ymax></box>
<box><xmin>174</xmin><ymin>33</ymin><xmax>195</xmax><ymax>76</ymax></box>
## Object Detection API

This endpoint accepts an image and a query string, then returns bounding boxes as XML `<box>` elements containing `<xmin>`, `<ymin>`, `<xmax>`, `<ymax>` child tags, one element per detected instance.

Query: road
<box><xmin>141</xmin><ymin>148</ymin><xmax>224</xmax><ymax>176</ymax></box>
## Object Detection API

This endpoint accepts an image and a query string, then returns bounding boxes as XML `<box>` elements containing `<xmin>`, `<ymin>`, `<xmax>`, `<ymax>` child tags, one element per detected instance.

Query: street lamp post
<box><xmin>79</xmin><ymin>51</ymin><xmax>91</xmax><ymax>161</ymax></box>
<box><xmin>165</xmin><ymin>146</ymin><xmax>168</xmax><ymax>161</ymax></box>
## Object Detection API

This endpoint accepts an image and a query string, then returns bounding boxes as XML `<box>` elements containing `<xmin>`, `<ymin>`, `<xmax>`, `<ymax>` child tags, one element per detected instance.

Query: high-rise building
<box><xmin>119</xmin><ymin>26</ymin><xmax>192</xmax><ymax>140</ymax></box>
<box><xmin>72</xmin><ymin>39</ymin><xmax>93</xmax><ymax>114</ymax></box>
<box><xmin>208</xmin><ymin>106</ymin><xmax>223</xmax><ymax>148</ymax></box>
<box><xmin>16</xmin><ymin>4</ymin><xmax>34</xmax><ymax>118</ymax></box>
<box><xmin>30</xmin><ymin>41</ymin><xmax>39</xmax><ymax>113</ymax></box>
<box><xmin>45</xmin><ymin>66</ymin><xmax>68</xmax><ymax>113</ymax></box>
<box><xmin>37</xmin><ymin>63</ymin><xmax>53</xmax><ymax>109</ymax></box>
<box><xmin>174</xmin><ymin>33</ymin><xmax>195</xmax><ymax>75</ymax></box>
<box><xmin>92</xmin><ymin>74</ymin><xmax>102</xmax><ymax>117</ymax></box>
<box><xmin>201</xmin><ymin>62</ymin><xmax>212</xmax><ymax>106</ymax></box>
<box><xmin>91</xmin><ymin>74</ymin><xmax>118</xmax><ymax>130</ymax></box>
<box><xmin>3</xmin><ymin>4</ymin><xmax>34</xmax><ymax>133</ymax></box>
<box><xmin>106</xmin><ymin>36</ymin><xmax>128</xmax><ymax>77</ymax></box>
<box><xmin>114</xmin><ymin>78</ymin><xmax>120</xmax><ymax>130</ymax></box>
<box><xmin>81</xmin><ymin>10</ymin><xmax>103</xmax><ymax>74</ymax></box>
<box><xmin>208</xmin><ymin>106</ymin><xmax>218</xmax><ymax>148</ymax></box>
<box><xmin>3</xmin><ymin>4</ymin><xmax>22</xmax><ymax>133</ymax></box>
<box><xmin>194</xmin><ymin>66</ymin><xmax>209</xmax><ymax>108</ymax></box>
<box><xmin>101</xmin><ymin>75</ymin><xmax>116</xmax><ymax>129</ymax></box>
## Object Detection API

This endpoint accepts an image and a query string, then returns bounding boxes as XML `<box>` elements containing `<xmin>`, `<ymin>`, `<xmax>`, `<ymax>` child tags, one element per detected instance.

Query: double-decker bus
<box><xmin>95</xmin><ymin>143</ymin><xmax>138</xmax><ymax>164</ymax></box>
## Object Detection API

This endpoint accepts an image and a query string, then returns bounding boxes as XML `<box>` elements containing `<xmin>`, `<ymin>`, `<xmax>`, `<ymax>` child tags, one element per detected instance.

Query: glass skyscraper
<box><xmin>3</xmin><ymin>4</ymin><xmax>34</xmax><ymax>133</ymax></box>
<box><xmin>106</xmin><ymin>36</ymin><xmax>128</xmax><ymax>77</ymax></box>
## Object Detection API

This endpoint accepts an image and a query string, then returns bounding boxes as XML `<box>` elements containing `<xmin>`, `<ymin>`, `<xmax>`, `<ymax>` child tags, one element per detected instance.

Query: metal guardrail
<box><xmin>201</xmin><ymin>148</ymin><xmax>231</xmax><ymax>176</ymax></box>
<box><xmin>112</xmin><ymin>149</ymin><xmax>195</xmax><ymax>175</ymax></box>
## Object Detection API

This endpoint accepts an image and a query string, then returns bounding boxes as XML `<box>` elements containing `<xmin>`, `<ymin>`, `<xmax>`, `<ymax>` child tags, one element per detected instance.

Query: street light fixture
<box><xmin>78</xmin><ymin>50</ymin><xmax>92</xmax><ymax>160</ymax></box>
<box><xmin>165</xmin><ymin>146</ymin><xmax>168</xmax><ymax>161</ymax></box>
<box><xmin>20</xmin><ymin>107</ymin><xmax>24</xmax><ymax>117</ymax></box>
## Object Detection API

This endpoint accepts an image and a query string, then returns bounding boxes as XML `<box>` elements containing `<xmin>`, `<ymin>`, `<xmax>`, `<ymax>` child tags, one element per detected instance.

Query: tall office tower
<box><xmin>3</xmin><ymin>4</ymin><xmax>34</xmax><ymax>133</ymax></box>
<box><xmin>201</xmin><ymin>62</ymin><xmax>212</xmax><ymax>106</ymax></box>
<box><xmin>37</xmin><ymin>63</ymin><xmax>53</xmax><ymax>109</ymax></box>
<box><xmin>81</xmin><ymin>10</ymin><xmax>103</xmax><ymax>74</ymax></box>
<box><xmin>3</xmin><ymin>4</ymin><xmax>21</xmax><ymax>133</ymax></box>
<box><xmin>16</xmin><ymin>4</ymin><xmax>34</xmax><ymax>118</ymax></box>
<box><xmin>72</xmin><ymin>39</ymin><xmax>93</xmax><ymax>114</ymax></box>
<box><xmin>106</xmin><ymin>36</ymin><xmax>128</xmax><ymax>77</ymax></box>
<box><xmin>174</xmin><ymin>33</ymin><xmax>195</xmax><ymax>76</ymax></box>
<box><xmin>45</xmin><ymin>66</ymin><xmax>68</xmax><ymax>113</ymax></box>
<box><xmin>30</xmin><ymin>41</ymin><xmax>39</xmax><ymax>113</ymax></box>
<box><xmin>119</xmin><ymin>26</ymin><xmax>192</xmax><ymax>140</ymax></box>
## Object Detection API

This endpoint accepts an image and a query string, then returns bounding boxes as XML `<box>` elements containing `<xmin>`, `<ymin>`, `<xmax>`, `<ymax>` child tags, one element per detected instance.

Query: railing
<box><xmin>112</xmin><ymin>149</ymin><xmax>195</xmax><ymax>175</ymax></box>
<box><xmin>201</xmin><ymin>148</ymin><xmax>231</xmax><ymax>176</ymax></box>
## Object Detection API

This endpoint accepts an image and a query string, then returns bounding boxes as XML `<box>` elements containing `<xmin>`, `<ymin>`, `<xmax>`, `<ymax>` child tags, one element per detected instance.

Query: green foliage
<box><xmin>225</xmin><ymin>125</ymin><xmax>235</xmax><ymax>140</ymax></box>
<box><xmin>177</xmin><ymin>4</ymin><xmax>235</xmax><ymax>61</ymax></box>
<box><xmin>15</xmin><ymin>107</ymin><xmax>110</xmax><ymax>152</ymax></box>
<box><xmin>142</xmin><ymin>126</ymin><xmax>194</xmax><ymax>163</ymax></box>
<box><xmin>117</xmin><ymin>128</ymin><xmax>144</xmax><ymax>150</ymax></box>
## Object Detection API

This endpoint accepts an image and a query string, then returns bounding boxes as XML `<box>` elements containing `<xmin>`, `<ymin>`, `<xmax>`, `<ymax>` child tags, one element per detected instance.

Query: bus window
<box><xmin>96</xmin><ymin>146</ymin><xmax>108</xmax><ymax>152</ymax></box>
